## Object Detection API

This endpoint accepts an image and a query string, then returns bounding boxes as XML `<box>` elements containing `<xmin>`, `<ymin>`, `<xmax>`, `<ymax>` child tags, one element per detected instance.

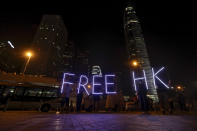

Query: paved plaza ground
<box><xmin>0</xmin><ymin>111</ymin><xmax>197</xmax><ymax>131</ymax></box>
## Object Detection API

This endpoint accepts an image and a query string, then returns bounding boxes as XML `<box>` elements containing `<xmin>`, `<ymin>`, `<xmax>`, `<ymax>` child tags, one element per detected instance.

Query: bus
<box><xmin>0</xmin><ymin>72</ymin><xmax>61</xmax><ymax>112</ymax></box>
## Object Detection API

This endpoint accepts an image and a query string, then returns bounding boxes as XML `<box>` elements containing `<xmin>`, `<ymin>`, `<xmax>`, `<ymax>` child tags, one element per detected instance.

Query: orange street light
<box><xmin>26</xmin><ymin>52</ymin><xmax>32</xmax><ymax>57</ymax></box>
<box><xmin>87</xmin><ymin>84</ymin><xmax>91</xmax><ymax>89</ymax></box>
<box><xmin>131</xmin><ymin>60</ymin><xmax>139</xmax><ymax>67</ymax></box>
<box><xmin>23</xmin><ymin>51</ymin><xmax>33</xmax><ymax>74</ymax></box>
<box><xmin>177</xmin><ymin>86</ymin><xmax>182</xmax><ymax>90</ymax></box>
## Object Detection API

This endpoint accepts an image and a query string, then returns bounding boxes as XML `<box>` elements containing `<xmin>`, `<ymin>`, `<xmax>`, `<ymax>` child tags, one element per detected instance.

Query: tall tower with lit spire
<box><xmin>124</xmin><ymin>3</ymin><xmax>158</xmax><ymax>102</ymax></box>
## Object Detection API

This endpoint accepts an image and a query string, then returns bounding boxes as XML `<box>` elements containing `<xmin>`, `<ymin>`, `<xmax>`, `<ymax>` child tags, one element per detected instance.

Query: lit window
<box><xmin>125</xmin><ymin>7</ymin><xmax>133</xmax><ymax>11</ymax></box>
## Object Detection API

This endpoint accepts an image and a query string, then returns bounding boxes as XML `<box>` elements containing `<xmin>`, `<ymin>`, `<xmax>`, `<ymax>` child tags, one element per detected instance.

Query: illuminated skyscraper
<box><xmin>124</xmin><ymin>4</ymin><xmax>158</xmax><ymax>102</ymax></box>
<box><xmin>25</xmin><ymin>15</ymin><xmax>74</xmax><ymax>77</ymax></box>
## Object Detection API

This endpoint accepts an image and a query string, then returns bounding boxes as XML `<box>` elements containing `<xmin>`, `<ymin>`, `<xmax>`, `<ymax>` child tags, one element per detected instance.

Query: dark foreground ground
<box><xmin>0</xmin><ymin>111</ymin><xmax>197</xmax><ymax>131</ymax></box>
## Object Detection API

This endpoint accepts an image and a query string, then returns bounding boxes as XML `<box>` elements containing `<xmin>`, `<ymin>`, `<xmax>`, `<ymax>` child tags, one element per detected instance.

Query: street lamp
<box><xmin>130</xmin><ymin>59</ymin><xmax>140</xmax><ymax>100</ymax></box>
<box><xmin>131</xmin><ymin>60</ymin><xmax>139</xmax><ymax>68</ymax></box>
<box><xmin>23</xmin><ymin>51</ymin><xmax>33</xmax><ymax>74</ymax></box>
<box><xmin>177</xmin><ymin>86</ymin><xmax>182</xmax><ymax>90</ymax></box>
<box><xmin>87</xmin><ymin>84</ymin><xmax>91</xmax><ymax>89</ymax></box>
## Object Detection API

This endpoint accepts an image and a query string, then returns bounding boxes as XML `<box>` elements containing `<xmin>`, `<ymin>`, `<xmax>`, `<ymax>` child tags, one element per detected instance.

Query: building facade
<box><xmin>25</xmin><ymin>15</ymin><xmax>74</xmax><ymax>78</ymax></box>
<box><xmin>74</xmin><ymin>49</ymin><xmax>89</xmax><ymax>76</ymax></box>
<box><xmin>124</xmin><ymin>4</ymin><xmax>158</xmax><ymax>102</ymax></box>
<box><xmin>0</xmin><ymin>41</ymin><xmax>17</xmax><ymax>73</ymax></box>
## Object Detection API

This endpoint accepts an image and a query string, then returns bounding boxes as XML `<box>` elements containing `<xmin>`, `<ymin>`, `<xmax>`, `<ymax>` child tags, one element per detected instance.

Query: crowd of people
<box><xmin>134</xmin><ymin>87</ymin><xmax>195</xmax><ymax>114</ymax></box>
<box><xmin>0</xmin><ymin>84</ymin><xmax>195</xmax><ymax>114</ymax></box>
<box><xmin>59</xmin><ymin>85</ymin><xmax>195</xmax><ymax>114</ymax></box>
<box><xmin>60</xmin><ymin>86</ymin><xmax>125</xmax><ymax>113</ymax></box>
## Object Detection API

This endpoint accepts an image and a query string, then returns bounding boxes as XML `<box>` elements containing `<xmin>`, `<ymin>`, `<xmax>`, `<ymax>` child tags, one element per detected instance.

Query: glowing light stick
<box><xmin>132</xmin><ymin>70</ymin><xmax>148</xmax><ymax>91</ymax></box>
<box><xmin>78</xmin><ymin>75</ymin><xmax>89</xmax><ymax>95</ymax></box>
<box><xmin>61</xmin><ymin>73</ymin><xmax>75</xmax><ymax>93</ymax></box>
<box><xmin>152</xmin><ymin>67</ymin><xmax>169</xmax><ymax>88</ymax></box>
<box><xmin>92</xmin><ymin>75</ymin><xmax>103</xmax><ymax>95</ymax></box>
<box><xmin>105</xmin><ymin>74</ymin><xmax>116</xmax><ymax>94</ymax></box>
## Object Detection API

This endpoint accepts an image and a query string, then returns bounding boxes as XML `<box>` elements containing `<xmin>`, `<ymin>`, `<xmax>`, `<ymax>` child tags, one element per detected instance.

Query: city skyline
<box><xmin>0</xmin><ymin>1</ymin><xmax>196</xmax><ymax>86</ymax></box>
<box><xmin>1</xmin><ymin>1</ymin><xmax>197</xmax><ymax>130</ymax></box>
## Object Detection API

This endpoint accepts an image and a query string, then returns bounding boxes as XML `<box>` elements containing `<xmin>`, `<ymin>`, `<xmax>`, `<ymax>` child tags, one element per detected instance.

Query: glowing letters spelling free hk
<box><xmin>61</xmin><ymin>67</ymin><xmax>169</xmax><ymax>95</ymax></box>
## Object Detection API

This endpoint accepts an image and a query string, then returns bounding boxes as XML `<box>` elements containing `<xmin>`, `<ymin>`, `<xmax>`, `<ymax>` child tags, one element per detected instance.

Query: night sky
<box><xmin>0</xmin><ymin>0</ymin><xmax>196</xmax><ymax>85</ymax></box>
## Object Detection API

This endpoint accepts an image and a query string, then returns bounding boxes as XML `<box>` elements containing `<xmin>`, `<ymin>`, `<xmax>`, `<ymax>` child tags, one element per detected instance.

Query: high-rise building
<box><xmin>124</xmin><ymin>4</ymin><xmax>158</xmax><ymax>102</ymax></box>
<box><xmin>74</xmin><ymin>49</ymin><xmax>89</xmax><ymax>76</ymax></box>
<box><xmin>25</xmin><ymin>15</ymin><xmax>74</xmax><ymax>78</ymax></box>
<box><xmin>0</xmin><ymin>41</ymin><xmax>17</xmax><ymax>73</ymax></box>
